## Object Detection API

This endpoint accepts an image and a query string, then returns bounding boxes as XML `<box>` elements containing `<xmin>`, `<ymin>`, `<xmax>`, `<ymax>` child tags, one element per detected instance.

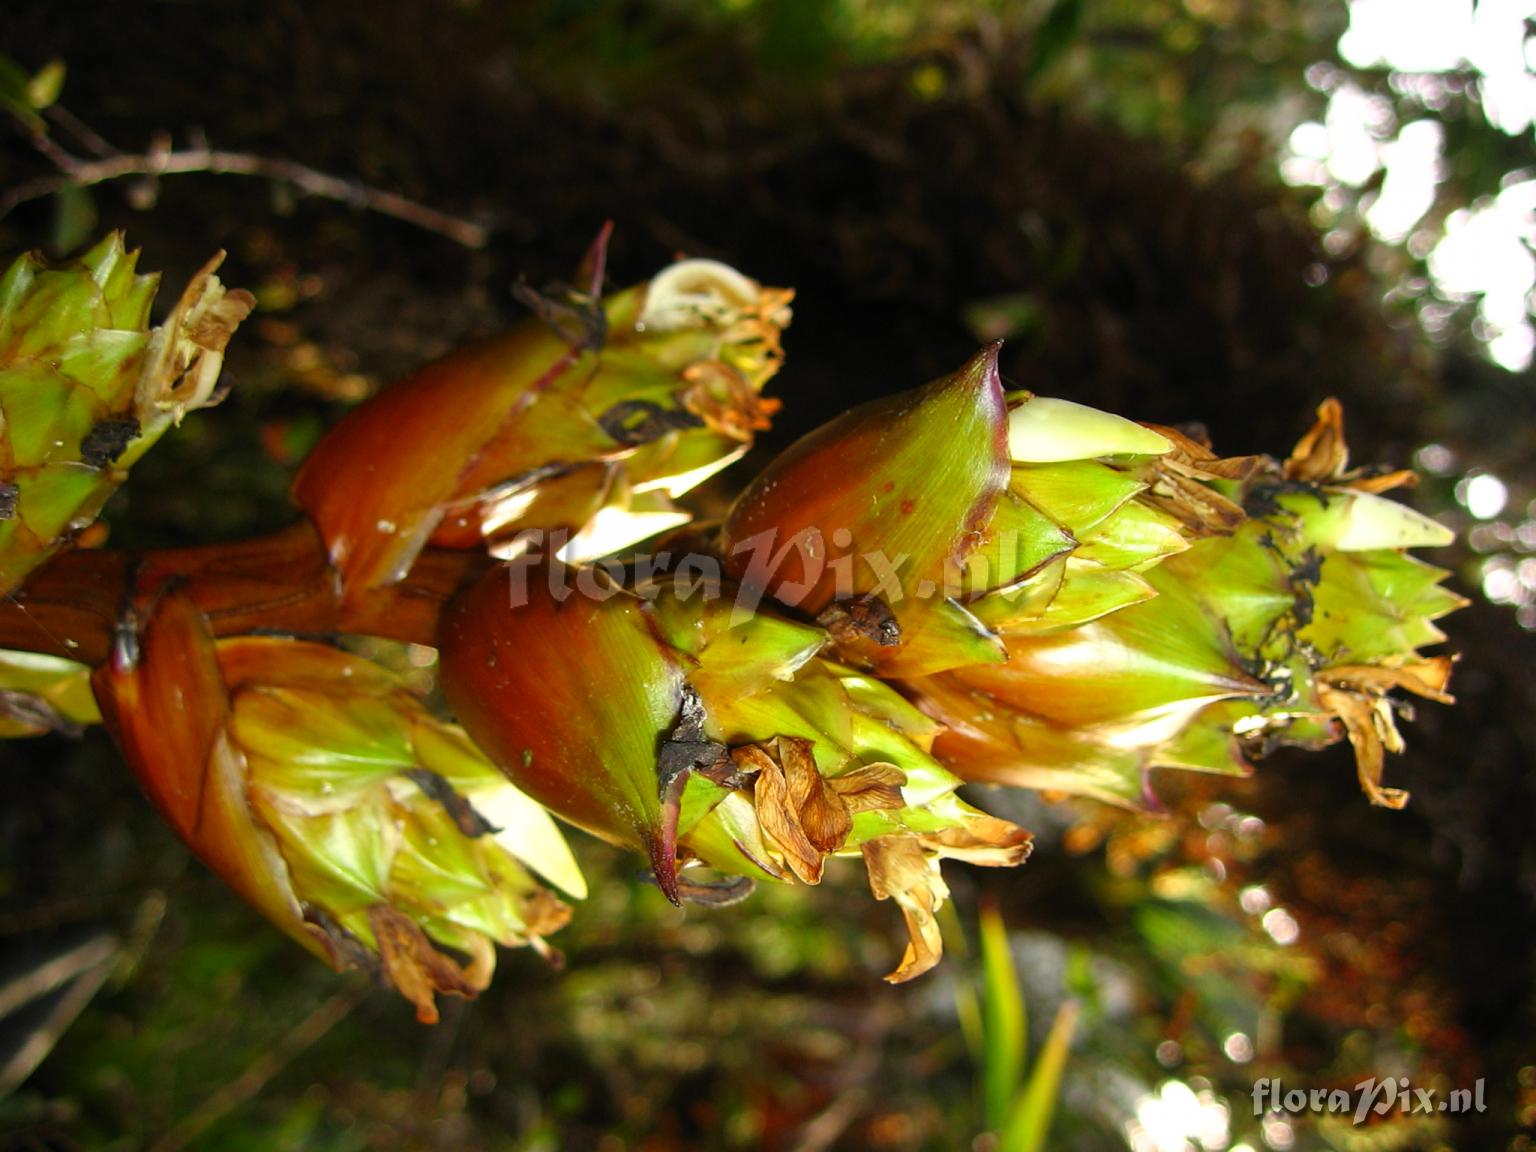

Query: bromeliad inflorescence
<box><xmin>0</xmin><ymin>230</ymin><xmax>1463</xmax><ymax>1020</ymax></box>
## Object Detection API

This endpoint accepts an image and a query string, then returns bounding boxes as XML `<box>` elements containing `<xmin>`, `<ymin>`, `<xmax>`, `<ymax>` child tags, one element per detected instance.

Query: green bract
<box><xmin>94</xmin><ymin>591</ymin><xmax>580</xmax><ymax>1023</ymax></box>
<box><xmin>0</xmin><ymin>234</ymin><xmax>253</xmax><ymax>595</ymax></box>
<box><xmin>720</xmin><ymin>352</ymin><xmax>1460</xmax><ymax>809</ymax></box>
<box><xmin>910</xmin><ymin>401</ymin><xmax>1463</xmax><ymax>809</ymax></box>
<box><xmin>440</xmin><ymin>561</ymin><xmax>1030</xmax><ymax>982</ymax></box>
<box><xmin>721</xmin><ymin>347</ymin><xmax>1248</xmax><ymax>679</ymax></box>
<box><xmin>292</xmin><ymin>250</ymin><xmax>792</xmax><ymax>604</ymax></box>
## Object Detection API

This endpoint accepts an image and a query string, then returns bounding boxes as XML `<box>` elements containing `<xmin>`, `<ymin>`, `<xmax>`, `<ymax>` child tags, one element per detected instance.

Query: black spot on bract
<box><xmin>80</xmin><ymin>419</ymin><xmax>142</xmax><ymax>468</ymax></box>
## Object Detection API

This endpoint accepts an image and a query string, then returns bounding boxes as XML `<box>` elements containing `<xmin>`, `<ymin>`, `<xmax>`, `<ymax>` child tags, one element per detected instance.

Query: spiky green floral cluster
<box><xmin>719</xmin><ymin>350</ymin><xmax>1460</xmax><ymax>810</ymax></box>
<box><xmin>0</xmin><ymin>234</ymin><xmax>252</xmax><ymax>594</ymax></box>
<box><xmin>440</xmin><ymin>563</ymin><xmax>1029</xmax><ymax>981</ymax></box>
<box><xmin>910</xmin><ymin>402</ymin><xmax>1461</xmax><ymax>809</ymax></box>
<box><xmin>95</xmin><ymin>590</ymin><xmax>581</xmax><ymax>1024</ymax></box>
<box><xmin>291</xmin><ymin>249</ymin><xmax>792</xmax><ymax>602</ymax></box>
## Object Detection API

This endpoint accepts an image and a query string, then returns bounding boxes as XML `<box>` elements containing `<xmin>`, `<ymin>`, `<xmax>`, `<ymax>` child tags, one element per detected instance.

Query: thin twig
<box><xmin>43</xmin><ymin>103</ymin><xmax>118</xmax><ymax>158</ymax></box>
<box><xmin>413</xmin><ymin>994</ymin><xmax>466</xmax><ymax>1108</ymax></box>
<box><xmin>790</xmin><ymin>1084</ymin><xmax>873</xmax><ymax>1152</ymax></box>
<box><xmin>4</xmin><ymin>136</ymin><xmax>491</xmax><ymax>249</ymax></box>
<box><xmin>0</xmin><ymin>933</ymin><xmax>119</xmax><ymax>1019</ymax></box>
<box><xmin>0</xmin><ymin>933</ymin><xmax>120</xmax><ymax>1096</ymax></box>
<box><xmin>788</xmin><ymin>1004</ymin><xmax>892</xmax><ymax>1152</ymax></box>
<box><xmin>790</xmin><ymin>1046</ymin><xmax>880</xmax><ymax>1152</ymax></box>
<box><xmin>149</xmin><ymin>983</ymin><xmax>369</xmax><ymax>1152</ymax></box>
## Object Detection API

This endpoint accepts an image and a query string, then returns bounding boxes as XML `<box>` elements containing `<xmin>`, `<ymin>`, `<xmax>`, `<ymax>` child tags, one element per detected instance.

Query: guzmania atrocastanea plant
<box><xmin>0</xmin><ymin>230</ymin><xmax>1464</xmax><ymax>1022</ymax></box>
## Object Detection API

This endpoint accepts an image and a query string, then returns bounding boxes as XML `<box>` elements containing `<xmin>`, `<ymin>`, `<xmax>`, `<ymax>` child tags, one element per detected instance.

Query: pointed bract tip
<box><xmin>1332</xmin><ymin>491</ymin><xmax>1455</xmax><ymax>551</ymax></box>
<box><xmin>646</xmin><ymin>825</ymin><xmax>682</xmax><ymax>907</ymax></box>
<box><xmin>578</xmin><ymin>221</ymin><xmax>615</xmax><ymax>297</ymax></box>
<box><xmin>951</xmin><ymin>342</ymin><xmax>1005</xmax><ymax>402</ymax></box>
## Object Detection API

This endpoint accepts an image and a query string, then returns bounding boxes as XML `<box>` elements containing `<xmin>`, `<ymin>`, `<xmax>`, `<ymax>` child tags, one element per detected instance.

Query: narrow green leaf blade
<box><xmin>980</xmin><ymin>901</ymin><xmax>1026</xmax><ymax>1134</ymax></box>
<box><xmin>998</xmin><ymin>1000</ymin><xmax>1079</xmax><ymax>1152</ymax></box>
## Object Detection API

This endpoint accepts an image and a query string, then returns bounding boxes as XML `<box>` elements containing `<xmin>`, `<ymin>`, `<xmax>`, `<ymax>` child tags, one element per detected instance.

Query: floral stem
<box><xmin>0</xmin><ymin>521</ymin><xmax>485</xmax><ymax>664</ymax></box>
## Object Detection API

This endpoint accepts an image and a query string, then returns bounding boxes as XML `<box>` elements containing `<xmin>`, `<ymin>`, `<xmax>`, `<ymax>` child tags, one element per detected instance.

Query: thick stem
<box><xmin>0</xmin><ymin>522</ymin><xmax>485</xmax><ymax>665</ymax></box>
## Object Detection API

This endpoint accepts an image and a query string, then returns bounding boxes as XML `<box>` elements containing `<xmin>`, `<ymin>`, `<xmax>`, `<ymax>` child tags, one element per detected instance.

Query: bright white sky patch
<box><xmin>1327</xmin><ymin>83</ymin><xmax>1394</xmax><ymax>186</ymax></box>
<box><xmin>1459</xmin><ymin>471</ymin><xmax>1511</xmax><ymax>517</ymax></box>
<box><xmin>1284</xmin><ymin>0</ymin><xmax>1536</xmax><ymax>370</ymax></box>
<box><xmin>1430</xmin><ymin>179</ymin><xmax>1536</xmax><ymax>368</ymax></box>
<box><xmin>1341</xmin><ymin>0</ymin><xmax>1536</xmax><ymax>131</ymax></box>
<box><xmin>1369</xmin><ymin>118</ymin><xmax>1444</xmax><ymax>241</ymax></box>
<box><xmin>1127</xmin><ymin>1080</ymin><xmax>1232</xmax><ymax>1152</ymax></box>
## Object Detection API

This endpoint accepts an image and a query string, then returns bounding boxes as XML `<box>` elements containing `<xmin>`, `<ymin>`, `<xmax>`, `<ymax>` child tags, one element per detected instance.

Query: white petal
<box><xmin>637</xmin><ymin>259</ymin><xmax>760</xmax><ymax>332</ymax></box>
<box><xmin>474</xmin><ymin>783</ymin><xmax>589</xmax><ymax>900</ymax></box>
<box><xmin>1007</xmin><ymin>396</ymin><xmax>1172</xmax><ymax>462</ymax></box>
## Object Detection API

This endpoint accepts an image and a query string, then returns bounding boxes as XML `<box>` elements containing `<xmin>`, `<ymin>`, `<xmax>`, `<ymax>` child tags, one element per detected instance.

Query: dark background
<box><xmin>2</xmin><ymin>3</ymin><xmax>1533</xmax><ymax>1149</ymax></box>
